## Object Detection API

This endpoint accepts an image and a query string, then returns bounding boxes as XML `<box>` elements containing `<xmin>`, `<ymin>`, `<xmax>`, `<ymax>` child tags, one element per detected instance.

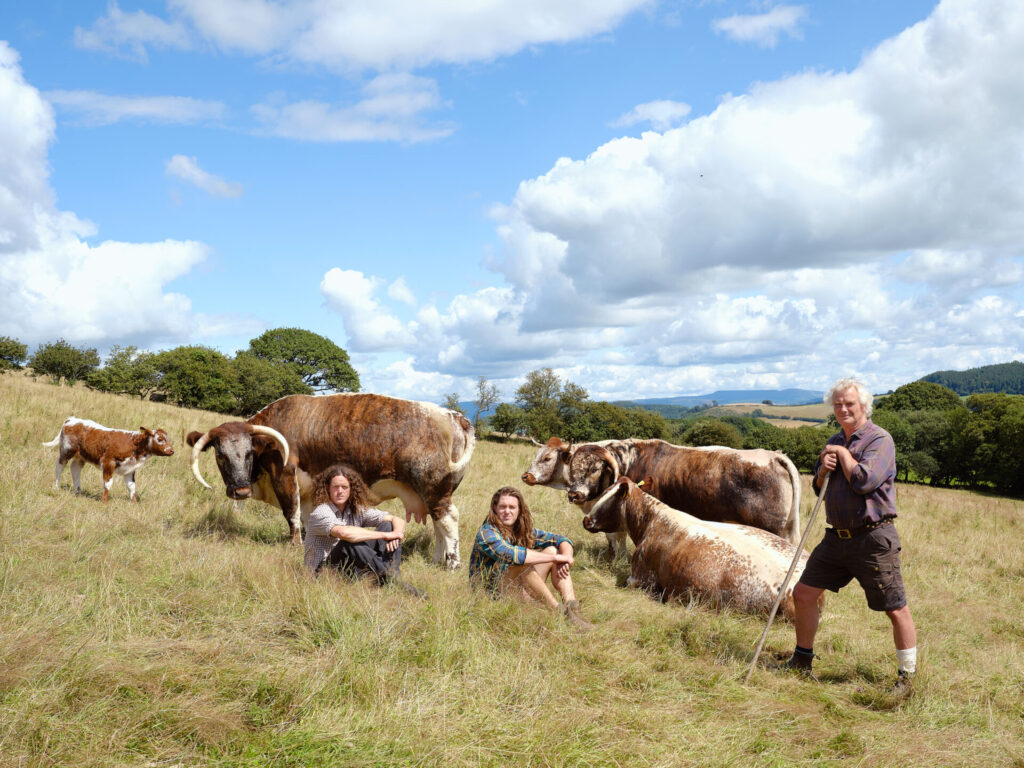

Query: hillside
<box><xmin>3</xmin><ymin>372</ymin><xmax>1024</xmax><ymax>767</ymax></box>
<box><xmin>920</xmin><ymin>360</ymin><xmax>1024</xmax><ymax>395</ymax></box>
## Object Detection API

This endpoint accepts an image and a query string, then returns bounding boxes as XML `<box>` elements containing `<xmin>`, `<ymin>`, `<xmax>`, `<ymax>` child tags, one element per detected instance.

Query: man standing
<box><xmin>786</xmin><ymin>377</ymin><xmax>917</xmax><ymax>690</ymax></box>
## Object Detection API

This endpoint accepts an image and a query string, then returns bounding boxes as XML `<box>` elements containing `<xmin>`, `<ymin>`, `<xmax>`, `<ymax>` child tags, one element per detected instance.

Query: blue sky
<box><xmin>2</xmin><ymin>0</ymin><xmax>1022</xmax><ymax>403</ymax></box>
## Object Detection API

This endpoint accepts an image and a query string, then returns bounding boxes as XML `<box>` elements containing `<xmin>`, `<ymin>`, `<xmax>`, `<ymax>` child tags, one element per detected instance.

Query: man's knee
<box><xmin>793</xmin><ymin>582</ymin><xmax>822</xmax><ymax>606</ymax></box>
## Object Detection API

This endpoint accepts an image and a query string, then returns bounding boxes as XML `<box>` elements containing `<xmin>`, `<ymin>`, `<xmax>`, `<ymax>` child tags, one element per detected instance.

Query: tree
<box><xmin>875</xmin><ymin>381</ymin><xmax>963</xmax><ymax>413</ymax></box>
<box><xmin>86</xmin><ymin>345</ymin><xmax>159</xmax><ymax>399</ymax></box>
<box><xmin>679</xmin><ymin>419</ymin><xmax>743</xmax><ymax>449</ymax></box>
<box><xmin>29</xmin><ymin>339</ymin><xmax>100</xmax><ymax>384</ymax></box>
<box><xmin>515</xmin><ymin>368</ymin><xmax>561</xmax><ymax>412</ymax></box>
<box><xmin>442</xmin><ymin>393</ymin><xmax>465</xmax><ymax>415</ymax></box>
<box><xmin>246</xmin><ymin>327</ymin><xmax>360</xmax><ymax>393</ymax></box>
<box><xmin>473</xmin><ymin>376</ymin><xmax>500</xmax><ymax>430</ymax></box>
<box><xmin>152</xmin><ymin>346</ymin><xmax>237</xmax><ymax>413</ymax></box>
<box><xmin>490</xmin><ymin>403</ymin><xmax>527</xmax><ymax>439</ymax></box>
<box><xmin>871</xmin><ymin>410</ymin><xmax>915</xmax><ymax>481</ymax></box>
<box><xmin>232</xmin><ymin>353</ymin><xmax>312</xmax><ymax>416</ymax></box>
<box><xmin>0</xmin><ymin>335</ymin><xmax>28</xmax><ymax>372</ymax></box>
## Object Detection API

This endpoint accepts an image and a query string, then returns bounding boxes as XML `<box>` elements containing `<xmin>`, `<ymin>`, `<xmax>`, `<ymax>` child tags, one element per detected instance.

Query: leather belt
<box><xmin>827</xmin><ymin>519</ymin><xmax>893</xmax><ymax>539</ymax></box>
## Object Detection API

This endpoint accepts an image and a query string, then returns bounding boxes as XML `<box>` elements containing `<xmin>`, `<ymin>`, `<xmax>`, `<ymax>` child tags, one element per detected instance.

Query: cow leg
<box><xmin>54</xmin><ymin>457</ymin><xmax>67</xmax><ymax>490</ymax></box>
<box><xmin>606</xmin><ymin>530</ymin><xmax>629</xmax><ymax>559</ymax></box>
<box><xmin>101</xmin><ymin>460</ymin><xmax>116</xmax><ymax>502</ymax></box>
<box><xmin>626</xmin><ymin>551</ymin><xmax>659</xmax><ymax>594</ymax></box>
<box><xmin>69</xmin><ymin>458</ymin><xmax>85</xmax><ymax>494</ymax></box>
<box><xmin>124</xmin><ymin>471</ymin><xmax>138</xmax><ymax>502</ymax></box>
<box><xmin>271</xmin><ymin>465</ymin><xmax>303</xmax><ymax>545</ymax></box>
<box><xmin>432</xmin><ymin>503</ymin><xmax>460</xmax><ymax>570</ymax></box>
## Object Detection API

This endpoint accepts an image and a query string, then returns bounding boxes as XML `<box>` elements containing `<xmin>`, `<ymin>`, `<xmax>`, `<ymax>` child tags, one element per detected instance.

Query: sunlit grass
<box><xmin>1</xmin><ymin>371</ymin><xmax>1023</xmax><ymax>767</ymax></box>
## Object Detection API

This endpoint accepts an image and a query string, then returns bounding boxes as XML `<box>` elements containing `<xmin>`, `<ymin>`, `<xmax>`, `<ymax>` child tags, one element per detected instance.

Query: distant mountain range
<box><xmin>620</xmin><ymin>388</ymin><xmax>823</xmax><ymax>408</ymax></box>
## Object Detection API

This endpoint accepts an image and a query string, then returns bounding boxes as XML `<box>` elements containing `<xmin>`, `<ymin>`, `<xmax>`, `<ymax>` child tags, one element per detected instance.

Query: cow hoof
<box><xmin>290</xmin><ymin>533</ymin><xmax>303</xmax><ymax>546</ymax></box>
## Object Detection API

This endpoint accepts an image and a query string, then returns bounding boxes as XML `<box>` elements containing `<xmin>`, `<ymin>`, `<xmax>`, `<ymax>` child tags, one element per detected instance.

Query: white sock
<box><xmin>897</xmin><ymin>647</ymin><xmax>917</xmax><ymax>674</ymax></box>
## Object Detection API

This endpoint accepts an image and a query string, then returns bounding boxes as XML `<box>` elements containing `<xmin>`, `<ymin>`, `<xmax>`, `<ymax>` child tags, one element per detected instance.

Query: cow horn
<box><xmin>190</xmin><ymin>431</ymin><xmax>213</xmax><ymax>489</ymax></box>
<box><xmin>250</xmin><ymin>425</ymin><xmax>290</xmax><ymax>465</ymax></box>
<box><xmin>530</xmin><ymin>437</ymin><xmax>543</xmax><ymax>447</ymax></box>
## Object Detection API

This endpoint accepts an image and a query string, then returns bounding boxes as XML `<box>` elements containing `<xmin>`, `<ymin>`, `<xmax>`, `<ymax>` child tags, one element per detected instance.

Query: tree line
<box><xmin>0</xmin><ymin>329</ymin><xmax>359</xmax><ymax>417</ymax></box>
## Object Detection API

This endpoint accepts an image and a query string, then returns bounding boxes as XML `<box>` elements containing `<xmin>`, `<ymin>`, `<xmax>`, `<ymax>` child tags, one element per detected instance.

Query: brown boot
<box><xmin>562</xmin><ymin>600</ymin><xmax>594</xmax><ymax>631</ymax></box>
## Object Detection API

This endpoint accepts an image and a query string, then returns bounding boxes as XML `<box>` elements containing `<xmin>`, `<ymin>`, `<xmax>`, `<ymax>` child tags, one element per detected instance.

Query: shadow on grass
<box><xmin>185</xmin><ymin>504</ymin><xmax>290</xmax><ymax>545</ymax></box>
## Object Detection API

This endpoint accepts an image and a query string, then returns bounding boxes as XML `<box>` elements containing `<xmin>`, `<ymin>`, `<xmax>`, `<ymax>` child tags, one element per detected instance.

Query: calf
<box><xmin>582</xmin><ymin>477</ymin><xmax>819</xmax><ymax>618</ymax></box>
<box><xmin>42</xmin><ymin>417</ymin><xmax>175</xmax><ymax>501</ymax></box>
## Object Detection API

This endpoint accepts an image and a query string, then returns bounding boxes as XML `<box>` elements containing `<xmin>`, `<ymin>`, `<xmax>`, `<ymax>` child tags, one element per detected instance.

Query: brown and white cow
<box><xmin>566</xmin><ymin>439</ymin><xmax>802</xmax><ymax>548</ymax></box>
<box><xmin>187</xmin><ymin>393</ymin><xmax>475</xmax><ymax>569</ymax></box>
<box><xmin>582</xmin><ymin>477</ymin><xmax>818</xmax><ymax>618</ymax></box>
<box><xmin>42</xmin><ymin>417</ymin><xmax>175</xmax><ymax>502</ymax></box>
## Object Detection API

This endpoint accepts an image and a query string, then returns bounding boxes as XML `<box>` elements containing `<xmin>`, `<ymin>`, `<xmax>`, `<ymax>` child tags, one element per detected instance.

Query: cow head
<box><xmin>141</xmin><ymin>427</ymin><xmax>175</xmax><ymax>457</ymax></box>
<box><xmin>566</xmin><ymin>444</ymin><xmax>620</xmax><ymax>505</ymax></box>
<box><xmin>581</xmin><ymin>476</ymin><xmax>631</xmax><ymax>533</ymax></box>
<box><xmin>188</xmin><ymin>422</ymin><xmax>289</xmax><ymax>500</ymax></box>
<box><xmin>521</xmin><ymin>436</ymin><xmax>574</xmax><ymax>488</ymax></box>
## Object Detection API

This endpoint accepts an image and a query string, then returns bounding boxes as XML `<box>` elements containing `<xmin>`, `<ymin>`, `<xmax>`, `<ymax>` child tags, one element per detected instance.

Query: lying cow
<box><xmin>188</xmin><ymin>393</ymin><xmax>475</xmax><ymax>569</ymax></box>
<box><xmin>566</xmin><ymin>439</ymin><xmax>802</xmax><ymax>552</ymax></box>
<box><xmin>42</xmin><ymin>417</ymin><xmax>175</xmax><ymax>502</ymax></box>
<box><xmin>582</xmin><ymin>477</ymin><xmax>818</xmax><ymax>618</ymax></box>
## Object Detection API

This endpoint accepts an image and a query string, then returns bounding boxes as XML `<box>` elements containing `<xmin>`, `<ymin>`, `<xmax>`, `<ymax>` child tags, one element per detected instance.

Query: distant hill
<box><xmin>920</xmin><ymin>361</ymin><xmax>1024</xmax><ymax>396</ymax></box>
<box><xmin>624</xmin><ymin>388</ymin><xmax>823</xmax><ymax>408</ymax></box>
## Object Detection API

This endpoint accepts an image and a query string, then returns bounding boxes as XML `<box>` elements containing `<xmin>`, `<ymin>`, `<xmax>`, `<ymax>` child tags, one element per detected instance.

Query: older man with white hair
<box><xmin>784</xmin><ymin>377</ymin><xmax>918</xmax><ymax>692</ymax></box>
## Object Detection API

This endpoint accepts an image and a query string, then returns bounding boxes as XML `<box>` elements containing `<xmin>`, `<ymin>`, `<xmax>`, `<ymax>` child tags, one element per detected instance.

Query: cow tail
<box><xmin>41</xmin><ymin>431</ymin><xmax>62</xmax><ymax>448</ymax></box>
<box><xmin>450</xmin><ymin>412</ymin><xmax>476</xmax><ymax>477</ymax></box>
<box><xmin>782</xmin><ymin>455</ymin><xmax>802</xmax><ymax>545</ymax></box>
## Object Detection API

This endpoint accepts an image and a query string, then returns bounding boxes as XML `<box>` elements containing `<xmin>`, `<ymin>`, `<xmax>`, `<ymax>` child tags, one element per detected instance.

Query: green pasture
<box><xmin>1</xmin><ymin>373</ymin><xmax>1022</xmax><ymax>767</ymax></box>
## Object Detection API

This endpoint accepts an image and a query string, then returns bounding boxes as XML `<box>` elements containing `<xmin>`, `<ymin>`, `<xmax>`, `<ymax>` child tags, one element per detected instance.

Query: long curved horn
<box><xmin>597</xmin><ymin>446</ymin><xmax>621</xmax><ymax>481</ymax></box>
<box><xmin>530</xmin><ymin>437</ymin><xmax>543</xmax><ymax>447</ymax></box>
<box><xmin>250</xmin><ymin>425</ymin><xmax>290</xmax><ymax>465</ymax></box>
<box><xmin>190</xmin><ymin>431</ymin><xmax>213</xmax><ymax>489</ymax></box>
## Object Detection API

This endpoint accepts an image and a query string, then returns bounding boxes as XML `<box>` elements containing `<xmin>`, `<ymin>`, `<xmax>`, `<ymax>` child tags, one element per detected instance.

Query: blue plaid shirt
<box><xmin>468</xmin><ymin>520</ymin><xmax>572</xmax><ymax>592</ymax></box>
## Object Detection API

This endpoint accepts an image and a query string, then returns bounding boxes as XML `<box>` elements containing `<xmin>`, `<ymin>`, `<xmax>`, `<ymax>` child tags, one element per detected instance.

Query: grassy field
<box><xmin>708</xmin><ymin>403</ymin><xmax>831</xmax><ymax>421</ymax></box>
<box><xmin>2</xmin><ymin>373</ymin><xmax>1023</xmax><ymax>767</ymax></box>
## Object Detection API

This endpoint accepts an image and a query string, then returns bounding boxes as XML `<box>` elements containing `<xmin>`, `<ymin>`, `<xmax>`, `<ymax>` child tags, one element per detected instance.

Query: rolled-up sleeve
<box><xmin>475</xmin><ymin>527</ymin><xmax>528</xmax><ymax>565</ymax></box>
<box><xmin>847</xmin><ymin>434</ymin><xmax>895</xmax><ymax>494</ymax></box>
<box><xmin>532</xmin><ymin>528</ymin><xmax>572</xmax><ymax>551</ymax></box>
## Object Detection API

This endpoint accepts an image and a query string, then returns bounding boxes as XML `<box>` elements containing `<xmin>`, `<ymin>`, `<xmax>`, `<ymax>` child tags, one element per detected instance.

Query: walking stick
<box><xmin>744</xmin><ymin>471</ymin><xmax>831</xmax><ymax>684</ymax></box>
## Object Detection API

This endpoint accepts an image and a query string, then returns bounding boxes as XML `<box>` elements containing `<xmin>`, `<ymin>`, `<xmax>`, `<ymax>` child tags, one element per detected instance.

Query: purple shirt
<box><xmin>812</xmin><ymin>419</ymin><xmax>898</xmax><ymax>529</ymax></box>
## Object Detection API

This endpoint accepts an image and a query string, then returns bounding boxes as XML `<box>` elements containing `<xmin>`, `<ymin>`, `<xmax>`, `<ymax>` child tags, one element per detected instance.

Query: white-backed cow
<box><xmin>42</xmin><ymin>417</ymin><xmax>175</xmax><ymax>502</ymax></box>
<box><xmin>582</xmin><ymin>477</ymin><xmax>820</xmax><ymax>618</ymax></box>
<box><xmin>187</xmin><ymin>393</ymin><xmax>475</xmax><ymax>569</ymax></box>
<box><xmin>566</xmin><ymin>439</ymin><xmax>802</xmax><ymax>552</ymax></box>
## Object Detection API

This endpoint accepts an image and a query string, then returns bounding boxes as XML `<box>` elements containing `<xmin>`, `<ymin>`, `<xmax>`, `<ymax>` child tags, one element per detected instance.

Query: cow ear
<box><xmin>251</xmin><ymin>434</ymin><xmax>282</xmax><ymax>459</ymax></box>
<box><xmin>140</xmin><ymin>426</ymin><xmax>152</xmax><ymax>435</ymax></box>
<box><xmin>186</xmin><ymin>431</ymin><xmax>204</xmax><ymax>447</ymax></box>
<box><xmin>638</xmin><ymin>476</ymin><xmax>655</xmax><ymax>495</ymax></box>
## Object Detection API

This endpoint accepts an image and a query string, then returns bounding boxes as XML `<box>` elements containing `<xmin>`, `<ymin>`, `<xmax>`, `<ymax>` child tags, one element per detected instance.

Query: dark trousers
<box><xmin>323</xmin><ymin>521</ymin><xmax>401</xmax><ymax>585</ymax></box>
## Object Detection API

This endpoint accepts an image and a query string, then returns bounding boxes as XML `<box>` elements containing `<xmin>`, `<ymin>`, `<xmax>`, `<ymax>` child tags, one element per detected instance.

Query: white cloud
<box><xmin>0</xmin><ymin>41</ymin><xmax>217</xmax><ymax>348</ymax></box>
<box><xmin>320</xmin><ymin>268</ymin><xmax>415</xmax><ymax>350</ymax></box>
<box><xmin>78</xmin><ymin>0</ymin><xmax>652</xmax><ymax>71</ymax></box>
<box><xmin>387</xmin><ymin>277</ymin><xmax>416</xmax><ymax>306</ymax></box>
<box><xmin>712</xmin><ymin>5</ymin><xmax>809</xmax><ymax>48</ymax></box>
<box><xmin>165</xmin><ymin>155</ymin><xmax>243</xmax><ymax>198</ymax></box>
<box><xmin>613</xmin><ymin>99</ymin><xmax>691</xmax><ymax>131</ymax></box>
<box><xmin>46</xmin><ymin>90</ymin><xmax>226</xmax><ymax>126</ymax></box>
<box><xmin>74</xmin><ymin>1</ymin><xmax>192</xmax><ymax>62</ymax></box>
<box><xmin>252</xmin><ymin>74</ymin><xmax>453</xmax><ymax>143</ymax></box>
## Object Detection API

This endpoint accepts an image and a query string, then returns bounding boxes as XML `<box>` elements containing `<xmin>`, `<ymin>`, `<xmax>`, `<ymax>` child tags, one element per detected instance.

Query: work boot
<box><xmin>562</xmin><ymin>600</ymin><xmax>594</xmax><ymax>631</ymax></box>
<box><xmin>780</xmin><ymin>649</ymin><xmax>815</xmax><ymax>678</ymax></box>
<box><xmin>893</xmin><ymin>670</ymin><xmax>914</xmax><ymax>696</ymax></box>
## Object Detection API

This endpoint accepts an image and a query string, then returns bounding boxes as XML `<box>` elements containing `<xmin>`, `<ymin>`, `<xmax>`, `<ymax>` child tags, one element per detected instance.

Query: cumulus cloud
<box><xmin>387</xmin><ymin>277</ymin><xmax>416</xmax><ymax>306</ymax></box>
<box><xmin>78</xmin><ymin>0</ymin><xmax>651</xmax><ymax>71</ymax></box>
<box><xmin>0</xmin><ymin>42</ymin><xmax>217</xmax><ymax>348</ymax></box>
<box><xmin>712</xmin><ymin>5</ymin><xmax>809</xmax><ymax>48</ymax></box>
<box><xmin>165</xmin><ymin>155</ymin><xmax>243</xmax><ymax>198</ymax></box>
<box><xmin>613</xmin><ymin>100</ymin><xmax>691</xmax><ymax>131</ymax></box>
<box><xmin>342</xmin><ymin>0</ymin><xmax>1024</xmax><ymax>397</ymax></box>
<box><xmin>252</xmin><ymin>74</ymin><xmax>453</xmax><ymax>143</ymax></box>
<box><xmin>46</xmin><ymin>90</ymin><xmax>226</xmax><ymax>126</ymax></box>
<box><xmin>320</xmin><ymin>268</ymin><xmax>415</xmax><ymax>350</ymax></box>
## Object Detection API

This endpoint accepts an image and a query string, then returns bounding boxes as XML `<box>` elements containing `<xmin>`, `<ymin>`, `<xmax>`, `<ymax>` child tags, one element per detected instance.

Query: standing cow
<box><xmin>582</xmin><ymin>477</ymin><xmax>818</xmax><ymax>618</ymax></box>
<box><xmin>42</xmin><ymin>417</ymin><xmax>175</xmax><ymax>501</ymax></box>
<box><xmin>566</xmin><ymin>440</ymin><xmax>802</xmax><ymax>548</ymax></box>
<box><xmin>187</xmin><ymin>393</ymin><xmax>474</xmax><ymax>569</ymax></box>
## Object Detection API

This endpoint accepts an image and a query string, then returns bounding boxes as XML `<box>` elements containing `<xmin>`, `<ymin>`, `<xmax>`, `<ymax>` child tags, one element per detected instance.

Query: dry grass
<box><xmin>709</xmin><ymin>402</ymin><xmax>832</xmax><ymax>420</ymax></box>
<box><xmin>1</xmin><ymin>372</ymin><xmax>1023</xmax><ymax>767</ymax></box>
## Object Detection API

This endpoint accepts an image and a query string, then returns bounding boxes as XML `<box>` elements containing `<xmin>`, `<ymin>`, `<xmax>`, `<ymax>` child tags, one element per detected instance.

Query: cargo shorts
<box><xmin>798</xmin><ymin>523</ymin><xmax>907</xmax><ymax>612</ymax></box>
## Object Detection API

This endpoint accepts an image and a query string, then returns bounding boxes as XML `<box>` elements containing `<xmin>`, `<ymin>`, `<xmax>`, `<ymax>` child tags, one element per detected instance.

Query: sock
<box><xmin>794</xmin><ymin>645</ymin><xmax>814</xmax><ymax>658</ymax></box>
<box><xmin>897</xmin><ymin>647</ymin><xmax>917</xmax><ymax>674</ymax></box>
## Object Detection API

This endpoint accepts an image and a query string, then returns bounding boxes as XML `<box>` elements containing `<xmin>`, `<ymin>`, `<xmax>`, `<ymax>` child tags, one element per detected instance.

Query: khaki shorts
<box><xmin>799</xmin><ymin>523</ymin><xmax>907</xmax><ymax>612</ymax></box>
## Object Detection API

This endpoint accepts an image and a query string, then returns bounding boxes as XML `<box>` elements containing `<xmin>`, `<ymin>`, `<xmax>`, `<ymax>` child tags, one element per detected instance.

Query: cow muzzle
<box><xmin>581</xmin><ymin>516</ymin><xmax>598</xmax><ymax>532</ymax></box>
<box><xmin>567</xmin><ymin>490</ymin><xmax>586</xmax><ymax>504</ymax></box>
<box><xmin>229</xmin><ymin>486</ymin><xmax>252</xmax><ymax>500</ymax></box>
<box><xmin>522</xmin><ymin>473</ymin><xmax>536</xmax><ymax>485</ymax></box>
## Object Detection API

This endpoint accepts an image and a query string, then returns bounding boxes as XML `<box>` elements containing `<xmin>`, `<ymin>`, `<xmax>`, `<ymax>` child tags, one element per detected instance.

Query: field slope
<box><xmin>1</xmin><ymin>373</ymin><xmax>1023</xmax><ymax>767</ymax></box>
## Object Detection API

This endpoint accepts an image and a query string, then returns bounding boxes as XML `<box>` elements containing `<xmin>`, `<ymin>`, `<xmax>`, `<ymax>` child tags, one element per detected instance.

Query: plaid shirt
<box><xmin>468</xmin><ymin>520</ymin><xmax>572</xmax><ymax>592</ymax></box>
<box><xmin>304</xmin><ymin>502</ymin><xmax>389</xmax><ymax>574</ymax></box>
<box><xmin>813</xmin><ymin>419</ymin><xmax>898</xmax><ymax>529</ymax></box>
